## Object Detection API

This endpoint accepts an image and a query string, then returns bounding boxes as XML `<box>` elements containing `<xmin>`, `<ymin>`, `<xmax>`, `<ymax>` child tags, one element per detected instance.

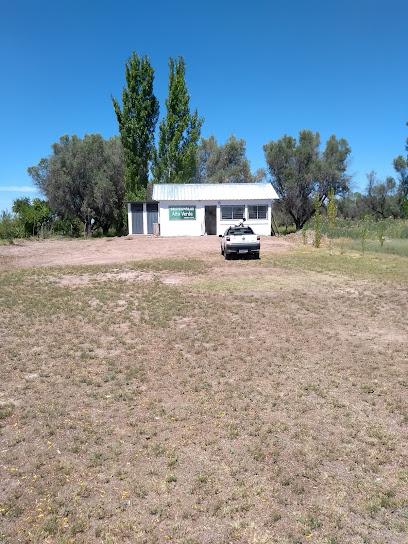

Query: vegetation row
<box><xmin>0</xmin><ymin>53</ymin><xmax>407</xmax><ymax>239</ymax></box>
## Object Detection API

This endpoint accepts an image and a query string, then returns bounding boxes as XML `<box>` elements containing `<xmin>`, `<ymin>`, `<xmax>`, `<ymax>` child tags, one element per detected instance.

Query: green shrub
<box><xmin>317</xmin><ymin>217</ymin><xmax>408</xmax><ymax>240</ymax></box>
<box><xmin>0</xmin><ymin>211</ymin><xmax>20</xmax><ymax>242</ymax></box>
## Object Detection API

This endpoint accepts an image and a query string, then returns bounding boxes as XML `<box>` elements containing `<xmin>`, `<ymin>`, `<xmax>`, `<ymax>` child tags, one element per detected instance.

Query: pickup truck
<box><xmin>220</xmin><ymin>226</ymin><xmax>260</xmax><ymax>259</ymax></box>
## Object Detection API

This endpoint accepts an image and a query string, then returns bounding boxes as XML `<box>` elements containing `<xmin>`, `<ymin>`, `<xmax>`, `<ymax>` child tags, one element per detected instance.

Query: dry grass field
<box><xmin>0</xmin><ymin>236</ymin><xmax>407</xmax><ymax>544</ymax></box>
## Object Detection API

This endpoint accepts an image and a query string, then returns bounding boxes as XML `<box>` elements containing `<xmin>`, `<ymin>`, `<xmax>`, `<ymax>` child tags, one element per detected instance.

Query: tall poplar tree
<box><xmin>112</xmin><ymin>53</ymin><xmax>159</xmax><ymax>200</ymax></box>
<box><xmin>153</xmin><ymin>56</ymin><xmax>203</xmax><ymax>184</ymax></box>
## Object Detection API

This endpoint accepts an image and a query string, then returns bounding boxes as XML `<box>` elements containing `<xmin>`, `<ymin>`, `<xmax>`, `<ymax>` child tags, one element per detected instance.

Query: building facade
<box><xmin>126</xmin><ymin>183</ymin><xmax>278</xmax><ymax>236</ymax></box>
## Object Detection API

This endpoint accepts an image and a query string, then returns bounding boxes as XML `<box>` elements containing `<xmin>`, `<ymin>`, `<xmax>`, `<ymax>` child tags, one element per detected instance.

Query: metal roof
<box><xmin>152</xmin><ymin>183</ymin><xmax>278</xmax><ymax>201</ymax></box>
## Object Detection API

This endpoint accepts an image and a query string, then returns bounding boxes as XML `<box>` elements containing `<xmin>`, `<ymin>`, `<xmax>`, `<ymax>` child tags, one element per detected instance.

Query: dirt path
<box><xmin>0</xmin><ymin>235</ymin><xmax>294</xmax><ymax>268</ymax></box>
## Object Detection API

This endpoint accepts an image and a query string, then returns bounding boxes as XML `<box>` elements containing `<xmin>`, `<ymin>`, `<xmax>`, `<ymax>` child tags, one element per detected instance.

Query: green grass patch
<box><xmin>261</xmin><ymin>246</ymin><xmax>408</xmax><ymax>284</ymax></box>
<box><xmin>128</xmin><ymin>258</ymin><xmax>209</xmax><ymax>274</ymax></box>
<box><xmin>320</xmin><ymin>217</ymin><xmax>408</xmax><ymax>240</ymax></box>
<box><xmin>343</xmin><ymin>238</ymin><xmax>408</xmax><ymax>257</ymax></box>
<box><xmin>301</xmin><ymin>217</ymin><xmax>408</xmax><ymax>256</ymax></box>
<box><xmin>137</xmin><ymin>279</ymin><xmax>201</xmax><ymax>327</ymax></box>
<box><xmin>194</xmin><ymin>271</ymin><xmax>340</xmax><ymax>293</ymax></box>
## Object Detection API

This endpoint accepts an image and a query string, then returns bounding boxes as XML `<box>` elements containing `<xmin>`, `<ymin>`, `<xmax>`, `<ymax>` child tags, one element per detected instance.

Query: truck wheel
<box><xmin>224</xmin><ymin>251</ymin><xmax>230</xmax><ymax>260</ymax></box>
<box><xmin>254</xmin><ymin>252</ymin><xmax>260</xmax><ymax>259</ymax></box>
<box><xmin>221</xmin><ymin>246</ymin><xmax>224</xmax><ymax>255</ymax></box>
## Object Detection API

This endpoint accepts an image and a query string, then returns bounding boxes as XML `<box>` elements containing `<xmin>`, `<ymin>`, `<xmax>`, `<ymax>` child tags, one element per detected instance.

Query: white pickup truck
<box><xmin>220</xmin><ymin>226</ymin><xmax>261</xmax><ymax>259</ymax></box>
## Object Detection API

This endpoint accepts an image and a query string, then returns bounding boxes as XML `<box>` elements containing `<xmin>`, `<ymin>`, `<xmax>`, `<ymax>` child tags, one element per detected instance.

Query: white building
<box><xmin>126</xmin><ymin>183</ymin><xmax>278</xmax><ymax>237</ymax></box>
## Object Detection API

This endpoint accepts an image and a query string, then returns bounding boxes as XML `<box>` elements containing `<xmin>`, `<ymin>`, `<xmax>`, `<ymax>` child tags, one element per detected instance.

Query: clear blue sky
<box><xmin>1</xmin><ymin>0</ymin><xmax>407</xmax><ymax>212</ymax></box>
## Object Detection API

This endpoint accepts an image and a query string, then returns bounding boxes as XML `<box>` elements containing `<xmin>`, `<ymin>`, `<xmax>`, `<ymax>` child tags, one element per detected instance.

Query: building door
<box><xmin>147</xmin><ymin>203</ymin><xmax>158</xmax><ymax>234</ymax></box>
<box><xmin>131</xmin><ymin>203</ymin><xmax>143</xmax><ymax>234</ymax></box>
<box><xmin>205</xmin><ymin>206</ymin><xmax>217</xmax><ymax>235</ymax></box>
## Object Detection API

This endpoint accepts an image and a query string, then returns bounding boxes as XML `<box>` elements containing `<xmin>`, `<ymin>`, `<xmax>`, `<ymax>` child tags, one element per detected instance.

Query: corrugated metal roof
<box><xmin>152</xmin><ymin>183</ymin><xmax>278</xmax><ymax>201</ymax></box>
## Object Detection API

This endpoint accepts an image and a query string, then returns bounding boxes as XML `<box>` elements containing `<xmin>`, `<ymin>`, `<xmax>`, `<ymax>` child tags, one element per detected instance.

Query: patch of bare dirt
<box><xmin>161</xmin><ymin>275</ymin><xmax>187</xmax><ymax>285</ymax></box>
<box><xmin>0</xmin><ymin>235</ymin><xmax>293</xmax><ymax>268</ymax></box>
<box><xmin>240</xmin><ymin>290</ymin><xmax>280</xmax><ymax>298</ymax></box>
<box><xmin>52</xmin><ymin>270</ymin><xmax>155</xmax><ymax>287</ymax></box>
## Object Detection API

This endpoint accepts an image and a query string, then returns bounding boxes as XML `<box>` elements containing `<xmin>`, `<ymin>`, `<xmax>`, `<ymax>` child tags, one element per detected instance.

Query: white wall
<box><xmin>158</xmin><ymin>200</ymin><xmax>273</xmax><ymax>237</ymax></box>
<box><xmin>217</xmin><ymin>201</ymin><xmax>271</xmax><ymax>236</ymax></box>
<box><xmin>127</xmin><ymin>203</ymin><xmax>133</xmax><ymax>235</ymax></box>
<box><xmin>159</xmin><ymin>201</ymin><xmax>205</xmax><ymax>236</ymax></box>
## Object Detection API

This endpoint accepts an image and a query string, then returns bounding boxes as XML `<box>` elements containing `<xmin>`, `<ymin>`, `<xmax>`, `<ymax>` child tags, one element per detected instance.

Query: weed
<box><xmin>268</xmin><ymin>511</ymin><xmax>282</xmax><ymax>523</ymax></box>
<box><xmin>251</xmin><ymin>445</ymin><xmax>265</xmax><ymax>462</ymax></box>
<box><xmin>133</xmin><ymin>483</ymin><xmax>148</xmax><ymax>498</ymax></box>
<box><xmin>43</xmin><ymin>514</ymin><xmax>58</xmax><ymax>535</ymax></box>
<box><xmin>327</xmin><ymin>187</ymin><xmax>338</xmax><ymax>255</ymax></box>
<box><xmin>196</xmin><ymin>473</ymin><xmax>208</xmax><ymax>485</ymax></box>
<box><xmin>70</xmin><ymin>517</ymin><xmax>87</xmax><ymax>535</ymax></box>
<box><xmin>362</xmin><ymin>385</ymin><xmax>375</xmax><ymax>394</ymax></box>
<box><xmin>0</xmin><ymin>403</ymin><xmax>14</xmax><ymax>419</ymax></box>
<box><xmin>304</xmin><ymin>514</ymin><xmax>323</xmax><ymax>530</ymax></box>
<box><xmin>125</xmin><ymin>367</ymin><xmax>138</xmax><ymax>381</ymax></box>
<box><xmin>168</xmin><ymin>456</ymin><xmax>178</xmax><ymax>468</ymax></box>
<box><xmin>154</xmin><ymin>444</ymin><xmax>166</xmax><ymax>456</ymax></box>
<box><xmin>314</xmin><ymin>192</ymin><xmax>322</xmax><ymax>248</ymax></box>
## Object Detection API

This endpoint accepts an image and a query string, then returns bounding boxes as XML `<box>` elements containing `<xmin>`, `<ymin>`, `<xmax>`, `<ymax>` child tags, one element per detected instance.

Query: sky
<box><xmin>1</xmin><ymin>0</ymin><xmax>407</xmax><ymax>213</ymax></box>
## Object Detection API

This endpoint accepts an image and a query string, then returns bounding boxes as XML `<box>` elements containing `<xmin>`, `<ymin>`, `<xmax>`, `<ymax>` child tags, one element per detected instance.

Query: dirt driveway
<box><xmin>0</xmin><ymin>235</ymin><xmax>294</xmax><ymax>268</ymax></box>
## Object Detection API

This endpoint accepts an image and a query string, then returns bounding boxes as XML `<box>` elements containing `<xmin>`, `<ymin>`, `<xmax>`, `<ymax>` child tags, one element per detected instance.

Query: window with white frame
<box><xmin>221</xmin><ymin>205</ymin><xmax>245</xmax><ymax>220</ymax></box>
<box><xmin>248</xmin><ymin>205</ymin><xmax>267</xmax><ymax>220</ymax></box>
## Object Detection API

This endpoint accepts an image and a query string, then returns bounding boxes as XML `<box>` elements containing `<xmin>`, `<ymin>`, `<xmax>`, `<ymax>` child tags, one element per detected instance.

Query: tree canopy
<box><xmin>263</xmin><ymin>130</ymin><xmax>351</xmax><ymax>229</ymax></box>
<box><xmin>28</xmin><ymin>134</ymin><xmax>125</xmax><ymax>236</ymax></box>
<box><xmin>362</xmin><ymin>171</ymin><xmax>399</xmax><ymax>218</ymax></box>
<box><xmin>195</xmin><ymin>134</ymin><xmax>256</xmax><ymax>183</ymax></box>
<box><xmin>393</xmin><ymin>121</ymin><xmax>408</xmax><ymax>217</ymax></box>
<box><xmin>112</xmin><ymin>53</ymin><xmax>159</xmax><ymax>200</ymax></box>
<box><xmin>12</xmin><ymin>197</ymin><xmax>53</xmax><ymax>237</ymax></box>
<box><xmin>152</xmin><ymin>56</ymin><xmax>203</xmax><ymax>184</ymax></box>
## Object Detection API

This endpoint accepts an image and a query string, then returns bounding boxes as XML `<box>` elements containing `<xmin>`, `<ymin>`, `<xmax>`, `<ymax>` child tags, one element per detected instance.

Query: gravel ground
<box><xmin>0</xmin><ymin>235</ymin><xmax>294</xmax><ymax>268</ymax></box>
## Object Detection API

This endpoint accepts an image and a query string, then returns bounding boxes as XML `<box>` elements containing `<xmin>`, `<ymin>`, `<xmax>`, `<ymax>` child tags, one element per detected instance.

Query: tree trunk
<box><xmin>84</xmin><ymin>220</ymin><xmax>92</xmax><ymax>237</ymax></box>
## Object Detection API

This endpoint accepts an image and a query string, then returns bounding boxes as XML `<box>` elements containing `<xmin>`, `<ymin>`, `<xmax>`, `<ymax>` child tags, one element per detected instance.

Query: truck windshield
<box><xmin>228</xmin><ymin>228</ymin><xmax>254</xmax><ymax>235</ymax></box>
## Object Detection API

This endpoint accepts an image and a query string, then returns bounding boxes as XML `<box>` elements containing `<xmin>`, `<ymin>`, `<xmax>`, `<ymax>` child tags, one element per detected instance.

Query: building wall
<box><xmin>127</xmin><ymin>203</ymin><xmax>157</xmax><ymax>235</ymax></box>
<box><xmin>158</xmin><ymin>200</ymin><xmax>272</xmax><ymax>237</ymax></box>
<box><xmin>217</xmin><ymin>200</ymin><xmax>271</xmax><ymax>236</ymax></box>
<box><xmin>159</xmin><ymin>201</ymin><xmax>206</xmax><ymax>237</ymax></box>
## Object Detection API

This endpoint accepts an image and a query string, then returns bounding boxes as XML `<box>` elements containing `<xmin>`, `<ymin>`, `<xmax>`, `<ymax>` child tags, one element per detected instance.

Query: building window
<box><xmin>248</xmin><ymin>205</ymin><xmax>267</xmax><ymax>220</ymax></box>
<box><xmin>221</xmin><ymin>205</ymin><xmax>245</xmax><ymax>220</ymax></box>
